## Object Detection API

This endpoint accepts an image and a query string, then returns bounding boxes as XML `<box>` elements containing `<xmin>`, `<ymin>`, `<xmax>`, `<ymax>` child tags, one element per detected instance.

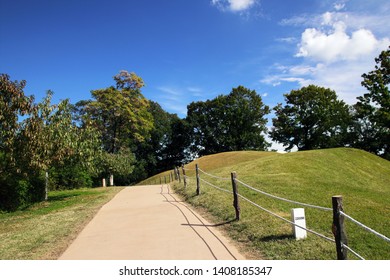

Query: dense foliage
<box><xmin>187</xmin><ymin>86</ymin><xmax>270</xmax><ymax>156</ymax></box>
<box><xmin>271</xmin><ymin>85</ymin><xmax>351</xmax><ymax>151</ymax></box>
<box><xmin>0</xmin><ymin>75</ymin><xmax>104</xmax><ymax>210</ymax></box>
<box><xmin>352</xmin><ymin>46</ymin><xmax>390</xmax><ymax>159</ymax></box>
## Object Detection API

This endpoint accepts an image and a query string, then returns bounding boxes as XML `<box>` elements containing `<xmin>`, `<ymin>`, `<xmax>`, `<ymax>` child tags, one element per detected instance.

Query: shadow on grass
<box><xmin>48</xmin><ymin>192</ymin><xmax>81</xmax><ymax>202</ymax></box>
<box><xmin>258</xmin><ymin>234</ymin><xmax>293</xmax><ymax>242</ymax></box>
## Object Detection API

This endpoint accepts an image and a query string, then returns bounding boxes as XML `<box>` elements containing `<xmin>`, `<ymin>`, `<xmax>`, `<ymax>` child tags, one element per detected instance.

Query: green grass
<box><xmin>0</xmin><ymin>187</ymin><xmax>123</xmax><ymax>260</ymax></box>
<box><xmin>140</xmin><ymin>148</ymin><xmax>390</xmax><ymax>260</ymax></box>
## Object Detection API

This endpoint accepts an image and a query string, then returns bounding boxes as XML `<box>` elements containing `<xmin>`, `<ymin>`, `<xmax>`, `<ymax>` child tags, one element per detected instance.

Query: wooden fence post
<box><xmin>332</xmin><ymin>195</ymin><xmax>348</xmax><ymax>260</ymax></box>
<box><xmin>164</xmin><ymin>176</ymin><xmax>167</xmax><ymax>184</ymax></box>
<box><xmin>174</xmin><ymin>167</ymin><xmax>178</xmax><ymax>180</ymax></box>
<box><xmin>182</xmin><ymin>165</ymin><xmax>187</xmax><ymax>188</ymax></box>
<box><xmin>177</xmin><ymin>166</ymin><xmax>181</xmax><ymax>183</ymax></box>
<box><xmin>196</xmin><ymin>164</ymin><xmax>200</xmax><ymax>195</ymax></box>
<box><xmin>231</xmin><ymin>172</ymin><xmax>240</xmax><ymax>221</ymax></box>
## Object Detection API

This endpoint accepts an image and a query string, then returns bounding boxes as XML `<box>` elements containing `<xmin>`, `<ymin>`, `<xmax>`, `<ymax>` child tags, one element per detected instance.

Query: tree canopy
<box><xmin>1</xmin><ymin>75</ymin><xmax>103</xmax><ymax>209</ymax></box>
<box><xmin>78</xmin><ymin>71</ymin><xmax>153</xmax><ymax>154</ymax></box>
<box><xmin>270</xmin><ymin>85</ymin><xmax>351</xmax><ymax>151</ymax></box>
<box><xmin>353</xmin><ymin>46</ymin><xmax>390</xmax><ymax>159</ymax></box>
<box><xmin>187</xmin><ymin>86</ymin><xmax>270</xmax><ymax>156</ymax></box>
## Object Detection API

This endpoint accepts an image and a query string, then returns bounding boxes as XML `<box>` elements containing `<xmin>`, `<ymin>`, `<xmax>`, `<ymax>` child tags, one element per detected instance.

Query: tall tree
<box><xmin>270</xmin><ymin>85</ymin><xmax>351</xmax><ymax>151</ymax></box>
<box><xmin>16</xmin><ymin>93</ymin><xmax>104</xmax><ymax>197</ymax></box>
<box><xmin>0</xmin><ymin>74</ymin><xmax>33</xmax><ymax>170</ymax></box>
<box><xmin>353</xmin><ymin>46</ymin><xmax>390</xmax><ymax>159</ymax></box>
<box><xmin>0</xmin><ymin>74</ymin><xmax>36</xmax><ymax>210</ymax></box>
<box><xmin>187</xmin><ymin>86</ymin><xmax>270</xmax><ymax>156</ymax></box>
<box><xmin>75</xmin><ymin>71</ymin><xmax>153</xmax><ymax>184</ymax></box>
<box><xmin>1</xmin><ymin>74</ymin><xmax>103</xmax><ymax>209</ymax></box>
<box><xmin>77</xmin><ymin>71</ymin><xmax>153</xmax><ymax>154</ymax></box>
<box><xmin>133</xmin><ymin>101</ymin><xmax>191</xmax><ymax>180</ymax></box>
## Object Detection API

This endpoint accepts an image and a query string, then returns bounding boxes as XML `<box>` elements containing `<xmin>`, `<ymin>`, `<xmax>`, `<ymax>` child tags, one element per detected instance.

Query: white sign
<box><xmin>291</xmin><ymin>208</ymin><xmax>307</xmax><ymax>240</ymax></box>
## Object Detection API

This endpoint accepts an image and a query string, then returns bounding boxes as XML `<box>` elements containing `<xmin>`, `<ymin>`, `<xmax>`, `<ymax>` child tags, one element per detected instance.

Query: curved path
<box><xmin>59</xmin><ymin>184</ymin><xmax>245</xmax><ymax>260</ymax></box>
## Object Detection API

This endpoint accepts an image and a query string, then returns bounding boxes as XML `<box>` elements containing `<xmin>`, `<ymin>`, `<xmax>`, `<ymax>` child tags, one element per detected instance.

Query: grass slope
<box><xmin>141</xmin><ymin>148</ymin><xmax>390</xmax><ymax>260</ymax></box>
<box><xmin>0</xmin><ymin>187</ymin><xmax>123</xmax><ymax>259</ymax></box>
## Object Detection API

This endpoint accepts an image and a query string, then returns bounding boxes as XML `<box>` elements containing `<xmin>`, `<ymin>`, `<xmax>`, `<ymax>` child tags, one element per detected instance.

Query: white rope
<box><xmin>200</xmin><ymin>177</ymin><xmax>334</xmax><ymax>242</ymax></box>
<box><xmin>200</xmin><ymin>178</ymin><xmax>233</xmax><ymax>194</ymax></box>
<box><xmin>198</xmin><ymin>168</ymin><xmax>231</xmax><ymax>181</ymax></box>
<box><xmin>235</xmin><ymin>178</ymin><xmax>333</xmax><ymax>212</ymax></box>
<box><xmin>183</xmin><ymin>167</ymin><xmax>196</xmax><ymax>171</ymax></box>
<box><xmin>340</xmin><ymin>211</ymin><xmax>390</xmax><ymax>243</ymax></box>
<box><xmin>237</xmin><ymin>193</ymin><xmax>335</xmax><ymax>243</ymax></box>
<box><xmin>342</xmin><ymin>244</ymin><xmax>365</xmax><ymax>260</ymax></box>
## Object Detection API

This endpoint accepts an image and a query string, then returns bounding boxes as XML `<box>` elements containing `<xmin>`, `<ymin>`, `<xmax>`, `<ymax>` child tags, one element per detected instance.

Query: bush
<box><xmin>48</xmin><ymin>164</ymin><xmax>93</xmax><ymax>190</ymax></box>
<box><xmin>0</xmin><ymin>172</ymin><xmax>45</xmax><ymax>211</ymax></box>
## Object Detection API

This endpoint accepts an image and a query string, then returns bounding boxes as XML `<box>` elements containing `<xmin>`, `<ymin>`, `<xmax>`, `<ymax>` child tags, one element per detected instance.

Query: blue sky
<box><xmin>1</xmin><ymin>0</ymin><xmax>389</xmax><ymax>149</ymax></box>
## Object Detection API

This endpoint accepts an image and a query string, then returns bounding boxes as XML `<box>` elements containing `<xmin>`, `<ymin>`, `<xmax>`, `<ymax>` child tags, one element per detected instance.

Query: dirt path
<box><xmin>59</xmin><ymin>184</ymin><xmax>245</xmax><ymax>260</ymax></box>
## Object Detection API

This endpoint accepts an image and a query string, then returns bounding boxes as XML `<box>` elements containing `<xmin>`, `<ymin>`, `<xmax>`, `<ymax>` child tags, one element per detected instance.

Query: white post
<box><xmin>109</xmin><ymin>174</ymin><xmax>114</xmax><ymax>186</ymax></box>
<box><xmin>102</xmin><ymin>178</ymin><xmax>106</xmax><ymax>187</ymax></box>
<box><xmin>291</xmin><ymin>208</ymin><xmax>307</xmax><ymax>240</ymax></box>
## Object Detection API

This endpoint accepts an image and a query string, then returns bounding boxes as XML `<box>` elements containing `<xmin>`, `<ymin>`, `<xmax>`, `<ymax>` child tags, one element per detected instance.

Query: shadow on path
<box><xmin>160</xmin><ymin>184</ymin><xmax>238</xmax><ymax>260</ymax></box>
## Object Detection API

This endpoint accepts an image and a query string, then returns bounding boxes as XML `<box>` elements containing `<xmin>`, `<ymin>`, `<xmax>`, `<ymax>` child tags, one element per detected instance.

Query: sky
<box><xmin>1</xmin><ymin>0</ymin><xmax>389</xmax><ymax>150</ymax></box>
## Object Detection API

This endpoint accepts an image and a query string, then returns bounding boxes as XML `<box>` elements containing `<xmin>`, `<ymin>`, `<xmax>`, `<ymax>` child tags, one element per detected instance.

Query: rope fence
<box><xmin>340</xmin><ymin>211</ymin><xmax>390</xmax><ymax>243</ymax></box>
<box><xmin>237</xmin><ymin>191</ymin><xmax>336</xmax><ymax>243</ymax></box>
<box><xmin>235</xmin><ymin>178</ymin><xmax>333</xmax><ymax>212</ymax></box>
<box><xmin>198</xmin><ymin>168</ymin><xmax>231</xmax><ymax>181</ymax></box>
<box><xmin>164</xmin><ymin>163</ymin><xmax>389</xmax><ymax>260</ymax></box>
<box><xmin>342</xmin><ymin>244</ymin><xmax>365</xmax><ymax>260</ymax></box>
<box><xmin>199</xmin><ymin>178</ymin><xmax>233</xmax><ymax>194</ymax></box>
<box><xmin>196</xmin><ymin>170</ymin><xmax>335</xmax><ymax>243</ymax></box>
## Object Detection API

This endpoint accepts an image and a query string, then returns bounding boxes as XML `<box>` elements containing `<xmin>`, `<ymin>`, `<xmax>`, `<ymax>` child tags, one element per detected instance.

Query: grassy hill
<box><xmin>140</xmin><ymin>148</ymin><xmax>390</xmax><ymax>260</ymax></box>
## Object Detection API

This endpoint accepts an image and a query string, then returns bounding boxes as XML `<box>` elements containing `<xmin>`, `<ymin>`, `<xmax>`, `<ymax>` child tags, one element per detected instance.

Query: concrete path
<box><xmin>59</xmin><ymin>184</ymin><xmax>245</xmax><ymax>260</ymax></box>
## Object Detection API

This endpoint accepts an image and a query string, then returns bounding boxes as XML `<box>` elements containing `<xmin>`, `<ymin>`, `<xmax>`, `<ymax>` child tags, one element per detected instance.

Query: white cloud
<box><xmin>276</xmin><ymin>37</ymin><xmax>297</xmax><ymax>44</ymax></box>
<box><xmin>211</xmin><ymin>0</ymin><xmax>256</xmax><ymax>12</ymax></box>
<box><xmin>280</xmin><ymin>9</ymin><xmax>390</xmax><ymax>36</ymax></box>
<box><xmin>333</xmin><ymin>1</ymin><xmax>346</xmax><ymax>11</ymax></box>
<box><xmin>296</xmin><ymin>21</ymin><xmax>389</xmax><ymax>63</ymax></box>
<box><xmin>229</xmin><ymin>0</ymin><xmax>256</xmax><ymax>11</ymax></box>
<box><xmin>187</xmin><ymin>87</ymin><xmax>205</xmax><ymax>97</ymax></box>
<box><xmin>265</xmin><ymin>3</ymin><xmax>390</xmax><ymax>105</ymax></box>
<box><xmin>156</xmin><ymin>85</ymin><xmax>207</xmax><ymax>117</ymax></box>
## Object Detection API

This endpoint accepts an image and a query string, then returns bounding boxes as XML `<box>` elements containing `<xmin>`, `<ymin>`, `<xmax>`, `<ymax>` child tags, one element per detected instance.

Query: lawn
<box><xmin>0</xmin><ymin>187</ymin><xmax>123</xmax><ymax>260</ymax></box>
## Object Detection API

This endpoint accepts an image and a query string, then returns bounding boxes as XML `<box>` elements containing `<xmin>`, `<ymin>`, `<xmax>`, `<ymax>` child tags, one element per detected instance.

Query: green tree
<box><xmin>76</xmin><ymin>71</ymin><xmax>153</xmax><ymax>184</ymax></box>
<box><xmin>353</xmin><ymin>46</ymin><xmax>390</xmax><ymax>159</ymax></box>
<box><xmin>0</xmin><ymin>74</ymin><xmax>38</xmax><ymax>210</ymax></box>
<box><xmin>1</xmin><ymin>76</ymin><xmax>100</xmax><ymax>208</ymax></box>
<box><xmin>163</xmin><ymin>117</ymin><xmax>192</xmax><ymax>168</ymax></box>
<box><xmin>0</xmin><ymin>74</ymin><xmax>33</xmax><ymax>169</ymax></box>
<box><xmin>78</xmin><ymin>71</ymin><xmax>153</xmax><ymax>154</ymax></box>
<box><xmin>132</xmin><ymin>101</ymin><xmax>191</xmax><ymax>181</ymax></box>
<box><xmin>270</xmin><ymin>85</ymin><xmax>351</xmax><ymax>151</ymax></box>
<box><xmin>99</xmin><ymin>148</ymin><xmax>135</xmax><ymax>185</ymax></box>
<box><xmin>17</xmin><ymin>93</ymin><xmax>101</xmax><ymax>173</ymax></box>
<box><xmin>16</xmin><ymin>93</ymin><xmax>104</xmax><ymax>195</ymax></box>
<box><xmin>187</xmin><ymin>86</ymin><xmax>270</xmax><ymax>156</ymax></box>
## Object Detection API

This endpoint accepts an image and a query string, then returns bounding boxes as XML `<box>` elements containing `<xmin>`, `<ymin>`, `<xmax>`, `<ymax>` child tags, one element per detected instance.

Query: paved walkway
<box><xmin>59</xmin><ymin>185</ymin><xmax>245</xmax><ymax>260</ymax></box>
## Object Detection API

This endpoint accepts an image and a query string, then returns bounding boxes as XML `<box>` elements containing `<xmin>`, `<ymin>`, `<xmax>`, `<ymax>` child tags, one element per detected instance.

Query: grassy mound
<box><xmin>141</xmin><ymin>148</ymin><xmax>390</xmax><ymax>260</ymax></box>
